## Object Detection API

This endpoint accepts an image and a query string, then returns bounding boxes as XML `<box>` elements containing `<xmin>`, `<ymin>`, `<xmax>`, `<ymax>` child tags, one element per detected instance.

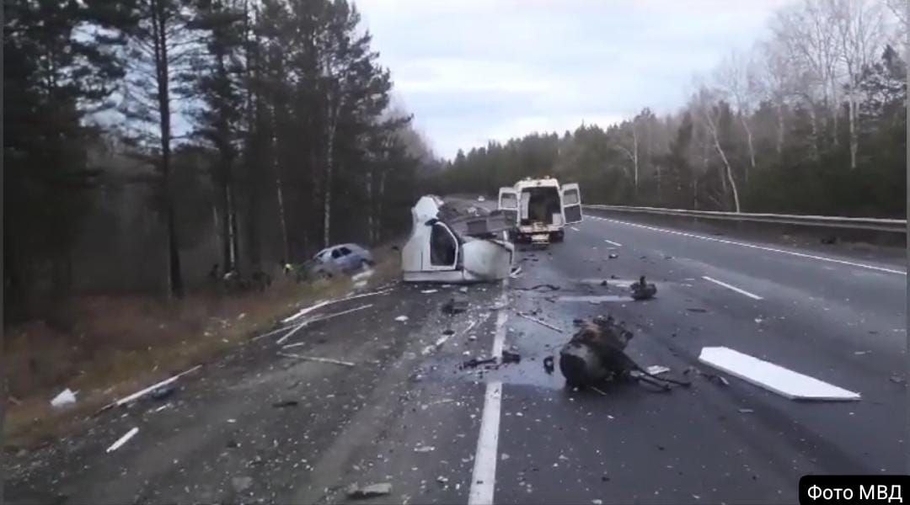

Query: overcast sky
<box><xmin>356</xmin><ymin>0</ymin><xmax>795</xmax><ymax>159</ymax></box>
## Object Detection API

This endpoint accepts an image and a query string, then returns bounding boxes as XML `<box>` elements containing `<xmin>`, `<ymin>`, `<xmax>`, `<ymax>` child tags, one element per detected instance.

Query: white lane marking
<box><xmin>570</xmin><ymin>226</ymin><xmax>580</xmax><ymax>232</ymax></box>
<box><xmin>702</xmin><ymin>276</ymin><xmax>764</xmax><ymax>300</ymax></box>
<box><xmin>469</xmin><ymin>289</ymin><xmax>507</xmax><ymax>505</ymax></box>
<box><xmin>604</xmin><ymin>239</ymin><xmax>623</xmax><ymax>247</ymax></box>
<box><xmin>469</xmin><ymin>381</ymin><xmax>502</xmax><ymax>505</ymax></box>
<box><xmin>699</xmin><ymin>346</ymin><xmax>860</xmax><ymax>401</ymax></box>
<box><xmin>557</xmin><ymin>295</ymin><xmax>631</xmax><ymax>303</ymax></box>
<box><xmin>600</xmin><ymin>218</ymin><xmax>906</xmax><ymax>276</ymax></box>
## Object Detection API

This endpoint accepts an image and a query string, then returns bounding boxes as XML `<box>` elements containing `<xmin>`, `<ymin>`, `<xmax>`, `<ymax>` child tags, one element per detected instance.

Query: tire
<box><xmin>550</xmin><ymin>231</ymin><xmax>564</xmax><ymax>243</ymax></box>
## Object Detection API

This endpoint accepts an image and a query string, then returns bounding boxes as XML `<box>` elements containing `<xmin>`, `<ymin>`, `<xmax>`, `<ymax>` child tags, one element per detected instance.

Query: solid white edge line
<box><xmin>702</xmin><ymin>276</ymin><xmax>764</xmax><ymax>300</ymax></box>
<box><xmin>601</xmin><ymin>218</ymin><xmax>906</xmax><ymax>276</ymax></box>
<box><xmin>468</xmin><ymin>288</ymin><xmax>508</xmax><ymax>505</ymax></box>
<box><xmin>604</xmin><ymin>239</ymin><xmax>623</xmax><ymax>247</ymax></box>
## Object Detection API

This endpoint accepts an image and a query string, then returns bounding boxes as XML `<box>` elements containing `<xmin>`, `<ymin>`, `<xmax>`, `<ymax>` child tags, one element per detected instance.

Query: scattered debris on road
<box><xmin>395</xmin><ymin>315</ymin><xmax>409</xmax><ymax>322</ymax></box>
<box><xmin>278</xmin><ymin>353</ymin><xmax>355</xmax><ymax>368</ymax></box>
<box><xmin>421</xmin><ymin>289</ymin><xmax>438</xmax><ymax>294</ymax></box>
<box><xmin>276</xmin><ymin>304</ymin><xmax>375</xmax><ymax>345</ymax></box>
<box><xmin>282</xmin><ymin>289</ymin><xmax>391</xmax><ymax>325</ymax></box>
<box><xmin>516</xmin><ymin>312</ymin><xmax>562</xmax><ymax>332</ymax></box>
<box><xmin>646</xmin><ymin>365</ymin><xmax>670</xmax><ymax>375</ymax></box>
<box><xmin>558</xmin><ymin>316</ymin><xmax>691</xmax><ymax>392</ymax></box>
<box><xmin>698</xmin><ymin>346</ymin><xmax>861</xmax><ymax>401</ymax></box>
<box><xmin>630</xmin><ymin>276</ymin><xmax>657</xmax><ymax>301</ymax></box>
<box><xmin>890</xmin><ymin>375</ymin><xmax>905</xmax><ymax>384</ymax></box>
<box><xmin>50</xmin><ymin>388</ymin><xmax>77</xmax><ymax>408</ymax></box>
<box><xmin>608</xmin><ymin>253</ymin><xmax>619</xmax><ymax>259</ymax></box>
<box><xmin>510</xmin><ymin>266</ymin><xmax>523</xmax><ymax>278</ymax></box>
<box><xmin>97</xmin><ymin>364</ymin><xmax>202</xmax><ymax>415</ymax></box>
<box><xmin>347</xmin><ymin>483</ymin><xmax>393</xmax><ymax>499</ymax></box>
<box><xmin>686</xmin><ymin>308</ymin><xmax>708</xmax><ymax>313</ymax></box>
<box><xmin>738</xmin><ymin>408</ymin><xmax>754</xmax><ymax>414</ymax></box>
<box><xmin>414</xmin><ymin>445</ymin><xmax>435</xmax><ymax>452</ymax></box>
<box><xmin>106</xmin><ymin>427</ymin><xmax>139</xmax><ymax>453</ymax></box>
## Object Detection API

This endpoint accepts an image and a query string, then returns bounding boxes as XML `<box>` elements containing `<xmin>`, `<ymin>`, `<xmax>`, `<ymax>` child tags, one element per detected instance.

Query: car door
<box><xmin>336</xmin><ymin>246</ymin><xmax>356</xmax><ymax>272</ymax></box>
<box><xmin>498</xmin><ymin>187</ymin><xmax>519</xmax><ymax>225</ymax></box>
<box><xmin>562</xmin><ymin>183</ymin><xmax>583</xmax><ymax>224</ymax></box>
<box><xmin>425</xmin><ymin>222</ymin><xmax>459</xmax><ymax>271</ymax></box>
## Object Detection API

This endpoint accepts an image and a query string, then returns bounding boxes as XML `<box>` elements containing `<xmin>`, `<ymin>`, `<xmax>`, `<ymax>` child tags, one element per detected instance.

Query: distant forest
<box><xmin>431</xmin><ymin>0</ymin><xmax>907</xmax><ymax>219</ymax></box>
<box><xmin>5</xmin><ymin>0</ymin><xmax>438</xmax><ymax>317</ymax></box>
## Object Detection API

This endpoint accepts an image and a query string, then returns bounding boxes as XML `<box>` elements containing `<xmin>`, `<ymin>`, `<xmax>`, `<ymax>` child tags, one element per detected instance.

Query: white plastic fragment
<box><xmin>395</xmin><ymin>315</ymin><xmax>408</xmax><ymax>322</ymax></box>
<box><xmin>106</xmin><ymin>427</ymin><xmax>139</xmax><ymax>453</ymax></box>
<box><xmin>50</xmin><ymin>388</ymin><xmax>77</xmax><ymax>408</ymax></box>
<box><xmin>698</xmin><ymin>346</ymin><xmax>861</xmax><ymax>401</ymax></box>
<box><xmin>646</xmin><ymin>366</ymin><xmax>670</xmax><ymax>376</ymax></box>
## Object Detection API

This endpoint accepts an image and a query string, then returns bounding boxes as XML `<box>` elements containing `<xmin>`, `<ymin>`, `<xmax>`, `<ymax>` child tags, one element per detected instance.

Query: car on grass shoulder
<box><xmin>310</xmin><ymin>243</ymin><xmax>374</xmax><ymax>279</ymax></box>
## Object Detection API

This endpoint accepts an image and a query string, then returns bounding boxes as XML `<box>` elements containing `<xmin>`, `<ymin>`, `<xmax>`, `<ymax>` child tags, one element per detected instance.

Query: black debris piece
<box><xmin>608</xmin><ymin>254</ymin><xmax>619</xmax><ymax>259</ymax></box>
<box><xmin>572</xmin><ymin>318</ymin><xmax>585</xmax><ymax>327</ymax></box>
<box><xmin>543</xmin><ymin>356</ymin><xmax>555</xmax><ymax>374</ymax></box>
<box><xmin>442</xmin><ymin>297</ymin><xmax>469</xmax><ymax>315</ymax></box>
<box><xmin>630</xmin><ymin>276</ymin><xmax>657</xmax><ymax>301</ymax></box>
<box><xmin>558</xmin><ymin>315</ymin><xmax>690</xmax><ymax>391</ymax></box>
<box><xmin>443</xmin><ymin>329</ymin><xmax>455</xmax><ymax>336</ymax></box>
<box><xmin>820</xmin><ymin>236</ymin><xmax>838</xmax><ymax>245</ymax></box>
<box><xmin>514</xmin><ymin>284</ymin><xmax>561</xmax><ymax>292</ymax></box>
<box><xmin>501</xmin><ymin>350</ymin><xmax>521</xmax><ymax>364</ymax></box>
<box><xmin>600</xmin><ymin>280</ymin><xmax>609</xmax><ymax>287</ymax></box>
<box><xmin>150</xmin><ymin>384</ymin><xmax>176</xmax><ymax>401</ymax></box>
<box><xmin>461</xmin><ymin>357</ymin><xmax>497</xmax><ymax>369</ymax></box>
<box><xmin>272</xmin><ymin>400</ymin><xmax>299</xmax><ymax>408</ymax></box>
<box><xmin>686</xmin><ymin>308</ymin><xmax>708</xmax><ymax>313</ymax></box>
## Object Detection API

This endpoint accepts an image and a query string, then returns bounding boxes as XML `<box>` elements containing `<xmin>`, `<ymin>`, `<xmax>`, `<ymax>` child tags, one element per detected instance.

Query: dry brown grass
<box><xmin>3</xmin><ymin>251</ymin><xmax>402</xmax><ymax>450</ymax></box>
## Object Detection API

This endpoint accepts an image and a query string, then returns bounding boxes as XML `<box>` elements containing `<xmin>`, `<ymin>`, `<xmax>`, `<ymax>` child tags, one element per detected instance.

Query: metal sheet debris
<box><xmin>106</xmin><ymin>427</ymin><xmax>139</xmax><ymax>453</ymax></box>
<box><xmin>282</xmin><ymin>289</ymin><xmax>392</xmax><ymax>324</ymax></box>
<box><xmin>277</xmin><ymin>304</ymin><xmax>374</xmax><ymax>345</ymax></box>
<box><xmin>698</xmin><ymin>346</ymin><xmax>861</xmax><ymax>401</ymax></box>
<box><xmin>515</xmin><ymin>312</ymin><xmax>562</xmax><ymax>332</ymax></box>
<box><xmin>278</xmin><ymin>353</ymin><xmax>356</xmax><ymax>367</ymax></box>
<box><xmin>98</xmin><ymin>365</ymin><xmax>202</xmax><ymax>414</ymax></box>
<box><xmin>347</xmin><ymin>483</ymin><xmax>392</xmax><ymax>499</ymax></box>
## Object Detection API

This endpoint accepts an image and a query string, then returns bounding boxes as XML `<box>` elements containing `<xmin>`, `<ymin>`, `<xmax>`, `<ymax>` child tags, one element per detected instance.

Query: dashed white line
<box><xmin>604</xmin><ymin>239</ymin><xmax>623</xmax><ymax>247</ymax></box>
<box><xmin>702</xmin><ymin>276</ymin><xmax>764</xmax><ymax>300</ymax></box>
<box><xmin>600</xmin><ymin>218</ymin><xmax>906</xmax><ymax>276</ymax></box>
<box><xmin>469</xmin><ymin>289</ymin><xmax>508</xmax><ymax>505</ymax></box>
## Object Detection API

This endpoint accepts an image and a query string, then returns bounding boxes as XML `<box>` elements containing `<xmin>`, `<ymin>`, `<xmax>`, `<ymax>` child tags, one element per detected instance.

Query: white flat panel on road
<box><xmin>698</xmin><ymin>346</ymin><xmax>861</xmax><ymax>401</ymax></box>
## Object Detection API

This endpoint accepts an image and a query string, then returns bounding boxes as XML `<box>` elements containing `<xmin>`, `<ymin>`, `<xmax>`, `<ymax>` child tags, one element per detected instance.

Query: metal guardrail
<box><xmin>584</xmin><ymin>204</ymin><xmax>907</xmax><ymax>233</ymax></box>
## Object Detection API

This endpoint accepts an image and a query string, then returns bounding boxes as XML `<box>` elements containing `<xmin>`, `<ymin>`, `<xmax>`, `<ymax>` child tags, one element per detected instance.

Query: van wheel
<box><xmin>550</xmin><ymin>231</ymin><xmax>564</xmax><ymax>243</ymax></box>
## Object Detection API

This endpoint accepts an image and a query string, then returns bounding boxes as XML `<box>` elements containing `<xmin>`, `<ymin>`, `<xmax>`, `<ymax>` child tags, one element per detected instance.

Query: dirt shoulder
<box><xmin>2</xmin><ymin>247</ymin><xmax>402</xmax><ymax>451</ymax></box>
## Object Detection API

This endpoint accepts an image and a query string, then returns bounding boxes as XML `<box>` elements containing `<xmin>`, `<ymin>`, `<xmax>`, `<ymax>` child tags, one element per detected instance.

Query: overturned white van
<box><xmin>402</xmin><ymin>196</ymin><xmax>515</xmax><ymax>283</ymax></box>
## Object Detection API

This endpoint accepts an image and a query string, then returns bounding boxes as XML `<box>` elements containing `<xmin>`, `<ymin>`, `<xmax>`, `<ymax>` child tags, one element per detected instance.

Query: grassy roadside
<box><xmin>3</xmin><ymin>247</ymin><xmax>402</xmax><ymax>451</ymax></box>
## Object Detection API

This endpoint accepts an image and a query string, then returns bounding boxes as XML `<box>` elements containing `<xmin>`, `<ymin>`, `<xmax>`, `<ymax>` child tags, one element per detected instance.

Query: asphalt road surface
<box><xmin>5</xmin><ymin>209</ymin><xmax>907</xmax><ymax>505</ymax></box>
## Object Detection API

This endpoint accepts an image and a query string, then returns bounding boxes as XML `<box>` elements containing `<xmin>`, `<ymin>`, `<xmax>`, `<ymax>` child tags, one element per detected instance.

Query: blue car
<box><xmin>310</xmin><ymin>243</ymin><xmax>374</xmax><ymax>279</ymax></box>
